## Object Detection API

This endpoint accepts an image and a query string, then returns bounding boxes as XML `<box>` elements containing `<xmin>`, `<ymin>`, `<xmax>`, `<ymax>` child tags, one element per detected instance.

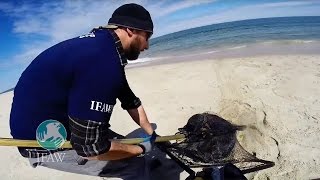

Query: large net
<box><xmin>161</xmin><ymin>113</ymin><xmax>274</xmax><ymax>174</ymax></box>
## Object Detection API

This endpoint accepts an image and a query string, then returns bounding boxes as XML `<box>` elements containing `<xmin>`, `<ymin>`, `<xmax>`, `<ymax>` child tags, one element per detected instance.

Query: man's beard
<box><xmin>125</xmin><ymin>39</ymin><xmax>141</xmax><ymax>60</ymax></box>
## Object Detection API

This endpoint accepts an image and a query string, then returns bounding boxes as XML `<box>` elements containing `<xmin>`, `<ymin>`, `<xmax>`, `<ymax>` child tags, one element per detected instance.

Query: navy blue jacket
<box><xmin>10</xmin><ymin>29</ymin><xmax>140</xmax><ymax>141</ymax></box>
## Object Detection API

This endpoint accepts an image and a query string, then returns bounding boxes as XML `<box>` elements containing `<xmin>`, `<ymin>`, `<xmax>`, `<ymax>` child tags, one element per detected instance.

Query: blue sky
<box><xmin>1</xmin><ymin>0</ymin><xmax>320</xmax><ymax>92</ymax></box>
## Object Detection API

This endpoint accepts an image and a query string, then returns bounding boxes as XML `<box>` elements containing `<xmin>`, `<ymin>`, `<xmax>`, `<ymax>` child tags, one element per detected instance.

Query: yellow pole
<box><xmin>0</xmin><ymin>134</ymin><xmax>185</xmax><ymax>148</ymax></box>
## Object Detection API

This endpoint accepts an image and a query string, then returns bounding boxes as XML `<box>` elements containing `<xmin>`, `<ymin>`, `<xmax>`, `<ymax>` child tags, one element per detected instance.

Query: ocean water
<box><xmin>136</xmin><ymin>16</ymin><xmax>320</xmax><ymax>64</ymax></box>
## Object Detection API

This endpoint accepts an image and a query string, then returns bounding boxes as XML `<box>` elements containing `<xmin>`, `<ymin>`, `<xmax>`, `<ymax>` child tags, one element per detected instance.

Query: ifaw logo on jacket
<box><xmin>90</xmin><ymin>101</ymin><xmax>114</xmax><ymax>113</ymax></box>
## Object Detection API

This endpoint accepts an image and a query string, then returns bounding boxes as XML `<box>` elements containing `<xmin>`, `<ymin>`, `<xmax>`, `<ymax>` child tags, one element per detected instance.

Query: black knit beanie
<box><xmin>107</xmin><ymin>3</ymin><xmax>153</xmax><ymax>33</ymax></box>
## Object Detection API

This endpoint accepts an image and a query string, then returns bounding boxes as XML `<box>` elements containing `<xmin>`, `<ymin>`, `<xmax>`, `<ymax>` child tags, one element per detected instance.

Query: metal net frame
<box><xmin>162</xmin><ymin>113</ymin><xmax>274</xmax><ymax>174</ymax></box>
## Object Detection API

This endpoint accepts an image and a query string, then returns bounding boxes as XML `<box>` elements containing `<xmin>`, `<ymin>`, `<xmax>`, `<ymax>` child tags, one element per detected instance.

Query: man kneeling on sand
<box><xmin>9</xmin><ymin>3</ymin><xmax>157</xmax><ymax>179</ymax></box>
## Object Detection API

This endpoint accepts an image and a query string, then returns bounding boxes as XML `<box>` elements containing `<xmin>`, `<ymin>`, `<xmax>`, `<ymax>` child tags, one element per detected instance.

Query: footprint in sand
<box><xmin>217</xmin><ymin>99</ymin><xmax>280</xmax><ymax>162</ymax></box>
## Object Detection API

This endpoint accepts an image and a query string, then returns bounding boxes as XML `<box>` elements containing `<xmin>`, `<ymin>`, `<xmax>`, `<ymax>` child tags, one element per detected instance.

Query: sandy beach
<box><xmin>1</xmin><ymin>54</ymin><xmax>320</xmax><ymax>179</ymax></box>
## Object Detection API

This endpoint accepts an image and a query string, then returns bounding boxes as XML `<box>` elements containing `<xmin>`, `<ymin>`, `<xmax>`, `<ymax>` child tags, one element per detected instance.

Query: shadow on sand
<box><xmin>100</xmin><ymin>123</ymin><xmax>184</xmax><ymax>180</ymax></box>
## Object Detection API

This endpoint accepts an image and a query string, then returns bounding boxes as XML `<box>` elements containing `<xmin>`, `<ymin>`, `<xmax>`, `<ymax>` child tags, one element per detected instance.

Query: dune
<box><xmin>1</xmin><ymin>54</ymin><xmax>320</xmax><ymax>179</ymax></box>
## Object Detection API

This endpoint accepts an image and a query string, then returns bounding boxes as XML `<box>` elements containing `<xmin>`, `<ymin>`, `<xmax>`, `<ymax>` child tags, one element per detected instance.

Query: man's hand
<box><xmin>139</xmin><ymin>131</ymin><xmax>157</xmax><ymax>155</ymax></box>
